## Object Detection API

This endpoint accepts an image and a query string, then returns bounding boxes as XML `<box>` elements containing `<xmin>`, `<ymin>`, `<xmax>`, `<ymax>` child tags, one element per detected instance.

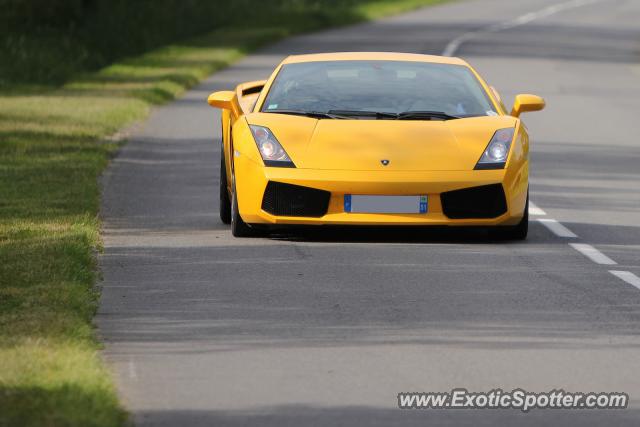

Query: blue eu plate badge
<box><xmin>419</xmin><ymin>196</ymin><xmax>428</xmax><ymax>213</ymax></box>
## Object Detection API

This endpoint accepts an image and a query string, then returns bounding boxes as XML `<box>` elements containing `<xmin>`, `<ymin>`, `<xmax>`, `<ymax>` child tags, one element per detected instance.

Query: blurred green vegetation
<box><xmin>1</xmin><ymin>0</ymin><xmax>445</xmax><ymax>87</ymax></box>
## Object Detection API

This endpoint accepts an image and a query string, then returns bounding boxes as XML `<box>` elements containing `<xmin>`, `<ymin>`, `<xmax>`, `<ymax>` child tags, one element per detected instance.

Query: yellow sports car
<box><xmin>208</xmin><ymin>52</ymin><xmax>544</xmax><ymax>238</ymax></box>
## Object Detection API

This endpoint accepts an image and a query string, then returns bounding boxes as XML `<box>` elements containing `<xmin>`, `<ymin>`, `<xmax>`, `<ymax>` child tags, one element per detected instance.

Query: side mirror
<box><xmin>510</xmin><ymin>94</ymin><xmax>545</xmax><ymax>117</ymax></box>
<box><xmin>207</xmin><ymin>91</ymin><xmax>241</xmax><ymax>118</ymax></box>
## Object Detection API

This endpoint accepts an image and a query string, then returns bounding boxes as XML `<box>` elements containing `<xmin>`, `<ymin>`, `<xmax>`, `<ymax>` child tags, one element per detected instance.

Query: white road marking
<box><xmin>128</xmin><ymin>357</ymin><xmax>138</xmax><ymax>380</ymax></box>
<box><xmin>569</xmin><ymin>243</ymin><xmax>617</xmax><ymax>265</ymax></box>
<box><xmin>537</xmin><ymin>218</ymin><xmax>577</xmax><ymax>238</ymax></box>
<box><xmin>529</xmin><ymin>202</ymin><xmax>547</xmax><ymax>216</ymax></box>
<box><xmin>609</xmin><ymin>270</ymin><xmax>640</xmax><ymax>290</ymax></box>
<box><xmin>442</xmin><ymin>0</ymin><xmax>605</xmax><ymax>56</ymax></box>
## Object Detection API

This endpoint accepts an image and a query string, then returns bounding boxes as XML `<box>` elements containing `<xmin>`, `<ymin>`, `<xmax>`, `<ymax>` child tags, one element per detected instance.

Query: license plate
<box><xmin>344</xmin><ymin>195</ymin><xmax>428</xmax><ymax>214</ymax></box>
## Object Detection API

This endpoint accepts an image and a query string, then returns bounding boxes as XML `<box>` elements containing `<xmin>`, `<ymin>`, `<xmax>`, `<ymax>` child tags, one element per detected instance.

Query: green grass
<box><xmin>0</xmin><ymin>1</ymin><xmax>448</xmax><ymax>426</ymax></box>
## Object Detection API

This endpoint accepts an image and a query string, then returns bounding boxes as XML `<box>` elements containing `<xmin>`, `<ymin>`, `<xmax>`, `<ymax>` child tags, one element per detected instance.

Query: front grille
<box><xmin>261</xmin><ymin>181</ymin><xmax>330</xmax><ymax>217</ymax></box>
<box><xmin>441</xmin><ymin>184</ymin><xmax>507</xmax><ymax>219</ymax></box>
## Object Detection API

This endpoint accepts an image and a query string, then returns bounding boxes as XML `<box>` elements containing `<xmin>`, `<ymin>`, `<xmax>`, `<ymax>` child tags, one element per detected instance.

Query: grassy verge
<box><xmin>0</xmin><ymin>0</ymin><xmax>448</xmax><ymax>425</ymax></box>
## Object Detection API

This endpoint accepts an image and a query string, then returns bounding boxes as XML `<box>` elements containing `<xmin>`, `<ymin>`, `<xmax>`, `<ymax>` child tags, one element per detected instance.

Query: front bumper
<box><xmin>234</xmin><ymin>154</ymin><xmax>528</xmax><ymax>226</ymax></box>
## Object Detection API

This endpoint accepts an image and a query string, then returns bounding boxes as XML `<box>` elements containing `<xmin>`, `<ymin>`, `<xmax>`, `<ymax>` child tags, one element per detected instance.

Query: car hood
<box><xmin>245</xmin><ymin>113</ymin><xmax>518</xmax><ymax>171</ymax></box>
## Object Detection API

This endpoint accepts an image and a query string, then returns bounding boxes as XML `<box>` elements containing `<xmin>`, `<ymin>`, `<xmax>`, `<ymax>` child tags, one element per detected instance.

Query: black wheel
<box><xmin>489</xmin><ymin>191</ymin><xmax>529</xmax><ymax>241</ymax></box>
<box><xmin>219</xmin><ymin>145</ymin><xmax>231</xmax><ymax>224</ymax></box>
<box><xmin>230</xmin><ymin>176</ymin><xmax>258</xmax><ymax>238</ymax></box>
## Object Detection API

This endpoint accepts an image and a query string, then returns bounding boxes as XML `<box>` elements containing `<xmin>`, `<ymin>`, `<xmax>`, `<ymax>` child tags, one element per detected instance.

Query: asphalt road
<box><xmin>97</xmin><ymin>0</ymin><xmax>640</xmax><ymax>425</ymax></box>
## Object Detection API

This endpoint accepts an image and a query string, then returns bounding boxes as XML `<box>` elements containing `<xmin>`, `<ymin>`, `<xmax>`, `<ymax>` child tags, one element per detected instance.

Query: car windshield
<box><xmin>261</xmin><ymin>60</ymin><xmax>498</xmax><ymax>118</ymax></box>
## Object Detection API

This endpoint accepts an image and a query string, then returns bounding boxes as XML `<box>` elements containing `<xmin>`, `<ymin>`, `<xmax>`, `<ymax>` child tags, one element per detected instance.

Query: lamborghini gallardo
<box><xmin>207</xmin><ymin>52</ymin><xmax>545</xmax><ymax>238</ymax></box>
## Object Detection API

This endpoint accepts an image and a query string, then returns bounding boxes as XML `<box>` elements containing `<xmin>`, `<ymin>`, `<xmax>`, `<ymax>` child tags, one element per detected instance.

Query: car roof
<box><xmin>282</xmin><ymin>52</ymin><xmax>468</xmax><ymax>66</ymax></box>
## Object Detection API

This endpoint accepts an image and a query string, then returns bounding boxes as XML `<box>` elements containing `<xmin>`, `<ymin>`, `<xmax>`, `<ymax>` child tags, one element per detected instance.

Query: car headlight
<box><xmin>475</xmin><ymin>128</ymin><xmax>515</xmax><ymax>170</ymax></box>
<box><xmin>249</xmin><ymin>125</ymin><xmax>295</xmax><ymax>168</ymax></box>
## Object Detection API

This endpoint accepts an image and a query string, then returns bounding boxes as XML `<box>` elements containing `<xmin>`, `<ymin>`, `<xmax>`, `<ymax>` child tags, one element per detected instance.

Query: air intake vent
<box><xmin>441</xmin><ymin>184</ymin><xmax>507</xmax><ymax>219</ymax></box>
<box><xmin>261</xmin><ymin>181</ymin><xmax>330</xmax><ymax>217</ymax></box>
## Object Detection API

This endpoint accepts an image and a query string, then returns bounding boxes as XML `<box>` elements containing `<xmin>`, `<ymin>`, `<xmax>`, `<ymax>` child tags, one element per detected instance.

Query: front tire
<box><xmin>230</xmin><ymin>177</ymin><xmax>259</xmax><ymax>238</ymax></box>
<box><xmin>489</xmin><ymin>191</ymin><xmax>529</xmax><ymax>241</ymax></box>
<box><xmin>219</xmin><ymin>146</ymin><xmax>231</xmax><ymax>225</ymax></box>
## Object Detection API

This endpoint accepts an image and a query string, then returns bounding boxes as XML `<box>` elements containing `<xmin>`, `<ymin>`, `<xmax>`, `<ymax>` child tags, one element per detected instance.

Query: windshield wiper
<box><xmin>264</xmin><ymin>109</ymin><xmax>348</xmax><ymax>119</ymax></box>
<box><xmin>325</xmin><ymin>110</ymin><xmax>460</xmax><ymax>120</ymax></box>
<box><xmin>327</xmin><ymin>109</ymin><xmax>398</xmax><ymax>119</ymax></box>
<box><xmin>265</xmin><ymin>109</ymin><xmax>459</xmax><ymax>121</ymax></box>
<box><xmin>396</xmin><ymin>111</ymin><xmax>461</xmax><ymax>121</ymax></box>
